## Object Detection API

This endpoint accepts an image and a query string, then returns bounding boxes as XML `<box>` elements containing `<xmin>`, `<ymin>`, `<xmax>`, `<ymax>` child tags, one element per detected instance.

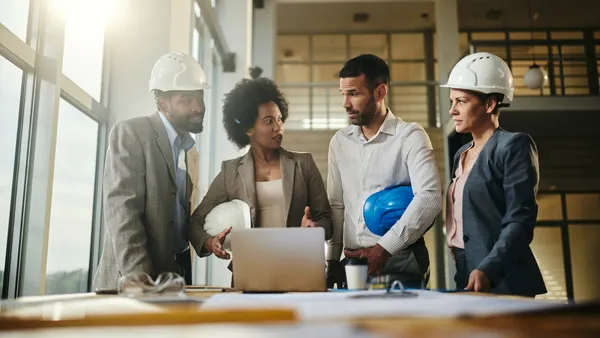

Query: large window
<box><xmin>0</xmin><ymin>0</ymin><xmax>30</xmax><ymax>42</ymax></box>
<box><xmin>45</xmin><ymin>99</ymin><xmax>99</xmax><ymax>295</ymax></box>
<box><xmin>277</xmin><ymin>32</ymin><xmax>440</xmax><ymax>130</ymax></box>
<box><xmin>0</xmin><ymin>57</ymin><xmax>23</xmax><ymax>295</ymax></box>
<box><xmin>1</xmin><ymin>0</ymin><xmax>109</xmax><ymax>298</ymax></box>
<box><xmin>192</xmin><ymin>2</ymin><xmax>205</xmax><ymax>66</ymax></box>
<box><xmin>533</xmin><ymin>192</ymin><xmax>600</xmax><ymax>303</ymax></box>
<box><xmin>60</xmin><ymin>0</ymin><xmax>111</xmax><ymax>101</ymax></box>
<box><xmin>468</xmin><ymin>29</ymin><xmax>598</xmax><ymax>97</ymax></box>
<box><xmin>279</xmin><ymin>29</ymin><xmax>600</xmax><ymax>131</ymax></box>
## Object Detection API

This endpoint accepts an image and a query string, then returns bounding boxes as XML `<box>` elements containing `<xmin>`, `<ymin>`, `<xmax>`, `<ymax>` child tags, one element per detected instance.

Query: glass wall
<box><xmin>0</xmin><ymin>57</ymin><xmax>23</xmax><ymax>294</ymax></box>
<box><xmin>0</xmin><ymin>0</ymin><xmax>109</xmax><ymax>298</ymax></box>
<box><xmin>534</xmin><ymin>192</ymin><xmax>600</xmax><ymax>303</ymax></box>
<box><xmin>45</xmin><ymin>99</ymin><xmax>100</xmax><ymax>295</ymax></box>
<box><xmin>278</xmin><ymin>29</ymin><xmax>600</xmax><ymax>130</ymax></box>
<box><xmin>469</xmin><ymin>30</ymin><xmax>599</xmax><ymax>97</ymax></box>
<box><xmin>0</xmin><ymin>0</ymin><xmax>30</xmax><ymax>42</ymax></box>
<box><xmin>277</xmin><ymin>32</ymin><xmax>444</xmax><ymax>130</ymax></box>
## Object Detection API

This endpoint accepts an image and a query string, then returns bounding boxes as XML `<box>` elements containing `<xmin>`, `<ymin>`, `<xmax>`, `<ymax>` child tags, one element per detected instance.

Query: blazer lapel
<box><xmin>280</xmin><ymin>148</ymin><xmax>296</xmax><ymax>223</ymax></box>
<box><xmin>149</xmin><ymin>113</ymin><xmax>176</xmax><ymax>184</ymax></box>
<box><xmin>238</xmin><ymin>151</ymin><xmax>257</xmax><ymax>226</ymax></box>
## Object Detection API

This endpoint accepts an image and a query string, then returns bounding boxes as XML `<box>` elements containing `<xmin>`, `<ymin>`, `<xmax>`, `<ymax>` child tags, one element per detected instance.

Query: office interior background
<box><xmin>0</xmin><ymin>0</ymin><xmax>599</xmax><ymax>303</ymax></box>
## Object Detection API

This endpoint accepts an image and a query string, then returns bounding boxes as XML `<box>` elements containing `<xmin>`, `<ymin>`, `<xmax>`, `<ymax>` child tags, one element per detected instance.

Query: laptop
<box><xmin>230</xmin><ymin>227</ymin><xmax>327</xmax><ymax>292</ymax></box>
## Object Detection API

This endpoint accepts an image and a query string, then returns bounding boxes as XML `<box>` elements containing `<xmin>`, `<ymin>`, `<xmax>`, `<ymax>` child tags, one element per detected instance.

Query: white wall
<box><xmin>252</xmin><ymin>0</ymin><xmax>277</xmax><ymax>79</ymax></box>
<box><xmin>107</xmin><ymin>0</ymin><xmax>193</xmax><ymax>126</ymax></box>
<box><xmin>107</xmin><ymin>0</ymin><xmax>169</xmax><ymax>125</ymax></box>
<box><xmin>202</xmin><ymin>0</ymin><xmax>255</xmax><ymax>287</ymax></box>
<box><xmin>170</xmin><ymin>0</ymin><xmax>193</xmax><ymax>54</ymax></box>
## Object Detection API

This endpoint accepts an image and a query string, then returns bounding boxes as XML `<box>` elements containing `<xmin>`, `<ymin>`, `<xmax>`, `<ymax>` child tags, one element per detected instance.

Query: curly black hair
<box><xmin>222</xmin><ymin>77</ymin><xmax>289</xmax><ymax>148</ymax></box>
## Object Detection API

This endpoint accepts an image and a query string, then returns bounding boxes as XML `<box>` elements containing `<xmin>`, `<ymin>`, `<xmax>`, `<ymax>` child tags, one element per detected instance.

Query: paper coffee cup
<box><xmin>345</xmin><ymin>257</ymin><xmax>368</xmax><ymax>290</ymax></box>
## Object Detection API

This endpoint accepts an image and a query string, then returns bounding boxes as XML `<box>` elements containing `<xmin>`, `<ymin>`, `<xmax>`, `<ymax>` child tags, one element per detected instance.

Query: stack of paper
<box><xmin>201</xmin><ymin>290</ymin><xmax>568</xmax><ymax>320</ymax></box>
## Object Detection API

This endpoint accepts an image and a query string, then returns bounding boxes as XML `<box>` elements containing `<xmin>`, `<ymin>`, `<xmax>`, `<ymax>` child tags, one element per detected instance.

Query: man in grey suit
<box><xmin>93</xmin><ymin>52</ymin><xmax>229</xmax><ymax>289</ymax></box>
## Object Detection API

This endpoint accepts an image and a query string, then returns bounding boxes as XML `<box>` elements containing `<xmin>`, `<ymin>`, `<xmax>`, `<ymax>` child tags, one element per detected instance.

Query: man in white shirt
<box><xmin>326</xmin><ymin>54</ymin><xmax>442</xmax><ymax>289</ymax></box>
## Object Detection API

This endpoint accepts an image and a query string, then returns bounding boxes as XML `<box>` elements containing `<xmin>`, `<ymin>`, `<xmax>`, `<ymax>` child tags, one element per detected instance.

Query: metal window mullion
<box><xmin>87</xmin><ymin>119</ymin><xmax>107</xmax><ymax>291</ymax></box>
<box><xmin>4</xmin><ymin>71</ymin><xmax>38</xmax><ymax>300</ymax></box>
<box><xmin>559</xmin><ymin>193</ymin><xmax>574</xmax><ymax>303</ymax></box>
<box><xmin>582</xmin><ymin>30</ymin><xmax>599</xmax><ymax>95</ymax></box>
<box><xmin>2</xmin><ymin>0</ymin><xmax>43</xmax><ymax>300</ymax></box>
<box><xmin>0</xmin><ymin>25</ymin><xmax>36</xmax><ymax>72</ymax></box>
<box><xmin>547</xmin><ymin>32</ymin><xmax>557</xmax><ymax>96</ymax></box>
<box><xmin>558</xmin><ymin>46</ymin><xmax>566</xmax><ymax>96</ymax></box>
<box><xmin>87</xmin><ymin>23</ymin><xmax>113</xmax><ymax>283</ymax></box>
<box><xmin>198</xmin><ymin>0</ymin><xmax>235</xmax><ymax>72</ymax></box>
<box><xmin>17</xmin><ymin>2</ymin><xmax>67</xmax><ymax>296</ymax></box>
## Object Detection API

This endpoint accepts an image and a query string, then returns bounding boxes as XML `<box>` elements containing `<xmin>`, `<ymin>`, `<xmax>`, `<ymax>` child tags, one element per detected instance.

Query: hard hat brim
<box><xmin>439</xmin><ymin>83</ymin><xmax>513</xmax><ymax>102</ymax></box>
<box><xmin>149</xmin><ymin>83</ymin><xmax>211</xmax><ymax>93</ymax></box>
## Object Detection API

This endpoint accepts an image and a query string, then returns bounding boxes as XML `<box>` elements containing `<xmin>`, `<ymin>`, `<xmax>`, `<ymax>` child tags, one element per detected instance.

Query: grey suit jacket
<box><xmin>451</xmin><ymin>128</ymin><xmax>546</xmax><ymax>296</ymax></box>
<box><xmin>188</xmin><ymin>148</ymin><xmax>333</xmax><ymax>255</ymax></box>
<box><xmin>93</xmin><ymin>113</ymin><xmax>197</xmax><ymax>289</ymax></box>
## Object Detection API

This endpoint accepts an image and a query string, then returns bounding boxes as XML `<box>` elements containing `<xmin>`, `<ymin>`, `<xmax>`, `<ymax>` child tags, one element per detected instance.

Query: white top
<box><xmin>256</xmin><ymin>179</ymin><xmax>286</xmax><ymax>228</ymax></box>
<box><xmin>326</xmin><ymin>110</ymin><xmax>443</xmax><ymax>260</ymax></box>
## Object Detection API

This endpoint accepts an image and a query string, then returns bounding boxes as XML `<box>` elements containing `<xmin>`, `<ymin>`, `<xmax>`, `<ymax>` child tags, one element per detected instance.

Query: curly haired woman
<box><xmin>187</xmin><ymin>78</ymin><xmax>332</xmax><ymax>283</ymax></box>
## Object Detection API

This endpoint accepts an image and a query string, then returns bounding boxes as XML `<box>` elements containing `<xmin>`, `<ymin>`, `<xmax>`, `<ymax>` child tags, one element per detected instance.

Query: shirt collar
<box><xmin>347</xmin><ymin>109</ymin><xmax>398</xmax><ymax>138</ymax></box>
<box><xmin>158</xmin><ymin>112</ymin><xmax>195</xmax><ymax>151</ymax></box>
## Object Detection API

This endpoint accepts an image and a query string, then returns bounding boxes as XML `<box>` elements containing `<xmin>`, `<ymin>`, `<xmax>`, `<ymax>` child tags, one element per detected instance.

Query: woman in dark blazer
<box><xmin>188</xmin><ymin>77</ymin><xmax>332</xmax><ymax>262</ymax></box>
<box><xmin>440</xmin><ymin>52</ymin><xmax>546</xmax><ymax>297</ymax></box>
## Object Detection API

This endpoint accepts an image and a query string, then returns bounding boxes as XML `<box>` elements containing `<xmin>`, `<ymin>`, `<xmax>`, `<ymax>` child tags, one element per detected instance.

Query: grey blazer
<box><xmin>93</xmin><ymin>113</ymin><xmax>198</xmax><ymax>289</ymax></box>
<box><xmin>451</xmin><ymin>128</ymin><xmax>547</xmax><ymax>296</ymax></box>
<box><xmin>188</xmin><ymin>148</ymin><xmax>333</xmax><ymax>255</ymax></box>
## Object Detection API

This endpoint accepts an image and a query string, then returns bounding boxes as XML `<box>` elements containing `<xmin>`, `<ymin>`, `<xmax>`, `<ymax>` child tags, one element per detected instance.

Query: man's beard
<box><xmin>186</xmin><ymin>120</ymin><xmax>204</xmax><ymax>134</ymax></box>
<box><xmin>171</xmin><ymin>113</ymin><xmax>204</xmax><ymax>134</ymax></box>
<box><xmin>348</xmin><ymin>96</ymin><xmax>377</xmax><ymax>126</ymax></box>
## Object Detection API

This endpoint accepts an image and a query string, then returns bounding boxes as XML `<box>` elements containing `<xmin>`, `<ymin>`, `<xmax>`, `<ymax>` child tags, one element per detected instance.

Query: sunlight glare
<box><xmin>49</xmin><ymin>0</ymin><xmax>119</xmax><ymax>32</ymax></box>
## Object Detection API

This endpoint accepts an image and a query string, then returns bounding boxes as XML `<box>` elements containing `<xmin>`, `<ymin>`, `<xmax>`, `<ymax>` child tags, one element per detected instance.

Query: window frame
<box><xmin>0</xmin><ymin>0</ymin><xmax>109</xmax><ymax>298</ymax></box>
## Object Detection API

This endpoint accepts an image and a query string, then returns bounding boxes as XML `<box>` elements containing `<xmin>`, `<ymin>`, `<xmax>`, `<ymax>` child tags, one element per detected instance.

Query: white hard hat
<box><xmin>440</xmin><ymin>52</ymin><xmax>514</xmax><ymax>102</ymax></box>
<box><xmin>149</xmin><ymin>52</ymin><xmax>210</xmax><ymax>93</ymax></box>
<box><xmin>204</xmin><ymin>199</ymin><xmax>251</xmax><ymax>251</ymax></box>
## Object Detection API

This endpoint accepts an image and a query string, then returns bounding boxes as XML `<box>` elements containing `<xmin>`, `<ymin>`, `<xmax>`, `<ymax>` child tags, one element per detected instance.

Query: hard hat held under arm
<box><xmin>149</xmin><ymin>52</ymin><xmax>210</xmax><ymax>93</ymax></box>
<box><xmin>363</xmin><ymin>184</ymin><xmax>436</xmax><ymax>246</ymax></box>
<box><xmin>440</xmin><ymin>52</ymin><xmax>514</xmax><ymax>106</ymax></box>
<box><xmin>363</xmin><ymin>185</ymin><xmax>415</xmax><ymax>237</ymax></box>
<box><xmin>203</xmin><ymin>199</ymin><xmax>252</xmax><ymax>251</ymax></box>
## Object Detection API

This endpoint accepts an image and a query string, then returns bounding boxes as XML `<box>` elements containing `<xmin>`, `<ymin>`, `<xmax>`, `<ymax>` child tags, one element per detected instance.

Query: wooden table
<box><xmin>1</xmin><ymin>289</ymin><xmax>599</xmax><ymax>337</ymax></box>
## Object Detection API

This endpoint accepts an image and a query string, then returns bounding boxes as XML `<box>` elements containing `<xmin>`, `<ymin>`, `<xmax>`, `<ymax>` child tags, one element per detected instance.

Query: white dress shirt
<box><xmin>326</xmin><ymin>110</ymin><xmax>442</xmax><ymax>260</ymax></box>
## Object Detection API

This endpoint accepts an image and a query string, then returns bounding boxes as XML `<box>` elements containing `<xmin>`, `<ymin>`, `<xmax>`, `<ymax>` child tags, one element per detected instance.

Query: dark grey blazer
<box><xmin>451</xmin><ymin>128</ymin><xmax>547</xmax><ymax>297</ymax></box>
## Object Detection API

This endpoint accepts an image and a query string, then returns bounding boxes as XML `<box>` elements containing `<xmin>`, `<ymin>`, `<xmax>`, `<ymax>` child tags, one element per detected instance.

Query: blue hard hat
<box><xmin>363</xmin><ymin>185</ymin><xmax>414</xmax><ymax>236</ymax></box>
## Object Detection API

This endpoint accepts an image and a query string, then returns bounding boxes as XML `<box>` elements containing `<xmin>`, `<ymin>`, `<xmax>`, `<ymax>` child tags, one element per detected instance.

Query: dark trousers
<box><xmin>175</xmin><ymin>249</ymin><xmax>192</xmax><ymax>285</ymax></box>
<box><xmin>340</xmin><ymin>237</ymin><xmax>430</xmax><ymax>289</ymax></box>
<box><xmin>452</xmin><ymin>248</ymin><xmax>469</xmax><ymax>290</ymax></box>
